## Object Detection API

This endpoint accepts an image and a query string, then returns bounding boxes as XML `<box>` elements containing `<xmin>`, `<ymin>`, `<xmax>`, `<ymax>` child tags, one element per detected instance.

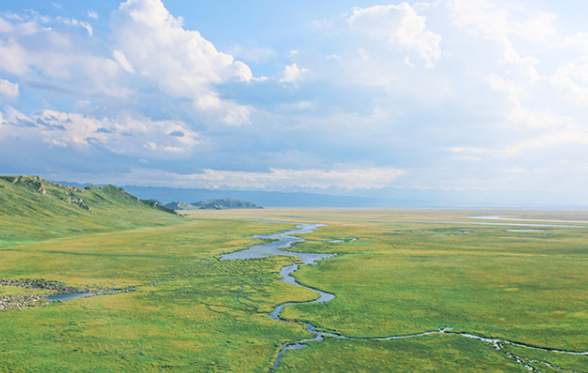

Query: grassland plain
<box><xmin>186</xmin><ymin>209</ymin><xmax>588</xmax><ymax>372</ymax></box>
<box><xmin>0</xmin><ymin>215</ymin><xmax>322</xmax><ymax>372</ymax></box>
<box><xmin>1</xmin><ymin>198</ymin><xmax>588</xmax><ymax>372</ymax></box>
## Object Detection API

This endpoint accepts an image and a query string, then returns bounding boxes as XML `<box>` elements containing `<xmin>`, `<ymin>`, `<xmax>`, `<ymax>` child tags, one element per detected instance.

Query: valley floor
<box><xmin>1</xmin><ymin>209</ymin><xmax>587</xmax><ymax>372</ymax></box>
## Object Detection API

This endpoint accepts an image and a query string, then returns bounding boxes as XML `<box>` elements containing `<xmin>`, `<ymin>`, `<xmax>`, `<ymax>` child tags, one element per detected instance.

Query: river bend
<box><xmin>221</xmin><ymin>220</ymin><xmax>588</xmax><ymax>373</ymax></box>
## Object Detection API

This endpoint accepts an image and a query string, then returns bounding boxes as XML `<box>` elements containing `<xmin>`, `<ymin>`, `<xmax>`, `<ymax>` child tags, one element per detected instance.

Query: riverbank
<box><xmin>0</xmin><ymin>279</ymin><xmax>133</xmax><ymax>310</ymax></box>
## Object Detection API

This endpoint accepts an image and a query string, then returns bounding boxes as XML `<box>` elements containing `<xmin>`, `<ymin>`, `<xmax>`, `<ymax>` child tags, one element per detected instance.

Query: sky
<box><xmin>1</xmin><ymin>0</ymin><xmax>588</xmax><ymax>206</ymax></box>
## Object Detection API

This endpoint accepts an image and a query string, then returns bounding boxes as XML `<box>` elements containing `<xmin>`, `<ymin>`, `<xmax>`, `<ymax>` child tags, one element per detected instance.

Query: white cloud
<box><xmin>447</xmin><ymin>0</ymin><xmax>557</xmax><ymax>42</ymax></box>
<box><xmin>0</xmin><ymin>17</ymin><xmax>14</xmax><ymax>33</ymax></box>
<box><xmin>413</xmin><ymin>1</ymin><xmax>442</xmax><ymax>11</ymax></box>
<box><xmin>112</xmin><ymin>50</ymin><xmax>135</xmax><ymax>74</ymax></box>
<box><xmin>0</xmin><ymin>106</ymin><xmax>200</xmax><ymax>157</ymax></box>
<box><xmin>59</xmin><ymin>17</ymin><xmax>93</xmax><ymax>36</ymax></box>
<box><xmin>118</xmin><ymin>166</ymin><xmax>406</xmax><ymax>189</ymax></box>
<box><xmin>347</xmin><ymin>3</ymin><xmax>442</xmax><ymax>68</ymax></box>
<box><xmin>0</xmin><ymin>78</ymin><xmax>19</xmax><ymax>96</ymax></box>
<box><xmin>88</xmin><ymin>11</ymin><xmax>99</xmax><ymax>20</ymax></box>
<box><xmin>0</xmin><ymin>1</ymin><xmax>254</xmax><ymax>125</ymax></box>
<box><xmin>561</xmin><ymin>33</ymin><xmax>588</xmax><ymax>53</ymax></box>
<box><xmin>279</xmin><ymin>63</ymin><xmax>309</xmax><ymax>86</ymax></box>
<box><xmin>112</xmin><ymin>0</ymin><xmax>253</xmax><ymax>125</ymax></box>
<box><xmin>505</xmin><ymin>125</ymin><xmax>588</xmax><ymax>155</ymax></box>
<box><xmin>549</xmin><ymin>57</ymin><xmax>588</xmax><ymax>107</ymax></box>
<box><xmin>0</xmin><ymin>14</ymin><xmax>127</xmax><ymax>97</ymax></box>
<box><xmin>445</xmin><ymin>0</ymin><xmax>588</xmax><ymax>156</ymax></box>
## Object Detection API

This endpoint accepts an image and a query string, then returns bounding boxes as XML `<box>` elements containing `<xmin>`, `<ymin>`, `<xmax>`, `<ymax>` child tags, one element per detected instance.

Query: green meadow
<box><xmin>1</xmin><ymin>182</ymin><xmax>587</xmax><ymax>372</ymax></box>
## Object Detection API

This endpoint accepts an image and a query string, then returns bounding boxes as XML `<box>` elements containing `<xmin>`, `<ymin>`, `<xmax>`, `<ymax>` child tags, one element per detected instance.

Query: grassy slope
<box><xmin>0</xmin><ymin>175</ymin><xmax>177</xmax><ymax>244</ymax></box>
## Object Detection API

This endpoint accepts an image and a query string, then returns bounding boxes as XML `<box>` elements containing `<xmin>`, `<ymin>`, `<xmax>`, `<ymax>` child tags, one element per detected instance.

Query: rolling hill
<box><xmin>0</xmin><ymin>175</ymin><xmax>179</xmax><ymax>243</ymax></box>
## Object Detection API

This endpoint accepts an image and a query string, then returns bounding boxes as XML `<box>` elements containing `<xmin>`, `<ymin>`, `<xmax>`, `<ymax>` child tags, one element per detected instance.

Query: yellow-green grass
<box><xmin>503</xmin><ymin>343</ymin><xmax>588</xmax><ymax>372</ymax></box>
<box><xmin>0</xmin><ymin>176</ymin><xmax>180</xmax><ymax>245</ymax></box>
<box><xmin>1</xmin><ymin>208</ymin><xmax>588</xmax><ymax>372</ymax></box>
<box><xmin>270</xmin><ymin>215</ymin><xmax>588</xmax><ymax>372</ymax></box>
<box><xmin>0</xmin><ymin>217</ymin><xmax>320</xmax><ymax>372</ymax></box>
<box><xmin>0</xmin><ymin>286</ymin><xmax>55</xmax><ymax>297</ymax></box>
<box><xmin>182</xmin><ymin>207</ymin><xmax>588</xmax><ymax>225</ymax></box>
<box><xmin>276</xmin><ymin>334</ymin><xmax>528</xmax><ymax>372</ymax></box>
<box><xmin>181</xmin><ymin>209</ymin><xmax>588</xmax><ymax>371</ymax></box>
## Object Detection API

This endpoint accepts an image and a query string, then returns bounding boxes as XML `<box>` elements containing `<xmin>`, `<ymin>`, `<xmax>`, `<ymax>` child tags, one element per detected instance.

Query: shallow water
<box><xmin>469</xmin><ymin>216</ymin><xmax>588</xmax><ymax>225</ymax></box>
<box><xmin>220</xmin><ymin>222</ymin><xmax>334</xmax><ymax>265</ymax></box>
<box><xmin>47</xmin><ymin>290</ymin><xmax>120</xmax><ymax>302</ymax></box>
<box><xmin>222</xmin><ymin>219</ymin><xmax>588</xmax><ymax>372</ymax></box>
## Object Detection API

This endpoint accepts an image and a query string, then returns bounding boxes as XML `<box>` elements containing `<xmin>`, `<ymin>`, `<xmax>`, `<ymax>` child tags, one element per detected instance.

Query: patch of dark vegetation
<box><xmin>140</xmin><ymin>199</ymin><xmax>177</xmax><ymax>214</ymax></box>
<box><xmin>165</xmin><ymin>197</ymin><xmax>263</xmax><ymax>210</ymax></box>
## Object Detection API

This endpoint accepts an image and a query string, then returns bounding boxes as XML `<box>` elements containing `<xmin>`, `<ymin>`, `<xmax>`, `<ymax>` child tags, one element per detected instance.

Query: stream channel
<box><xmin>221</xmin><ymin>220</ymin><xmax>588</xmax><ymax>373</ymax></box>
<box><xmin>47</xmin><ymin>290</ymin><xmax>120</xmax><ymax>302</ymax></box>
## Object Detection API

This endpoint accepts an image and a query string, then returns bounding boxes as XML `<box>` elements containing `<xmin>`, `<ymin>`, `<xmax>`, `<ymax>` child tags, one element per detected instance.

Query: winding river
<box><xmin>221</xmin><ymin>220</ymin><xmax>588</xmax><ymax>373</ymax></box>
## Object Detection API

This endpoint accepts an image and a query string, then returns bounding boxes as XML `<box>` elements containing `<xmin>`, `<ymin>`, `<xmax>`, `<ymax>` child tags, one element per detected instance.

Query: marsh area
<box><xmin>1</xmin><ymin>209</ymin><xmax>587</xmax><ymax>372</ymax></box>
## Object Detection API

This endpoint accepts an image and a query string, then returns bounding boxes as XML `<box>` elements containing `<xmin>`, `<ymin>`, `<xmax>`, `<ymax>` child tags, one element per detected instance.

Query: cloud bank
<box><xmin>1</xmin><ymin>0</ymin><xmax>588</xmax><ymax>205</ymax></box>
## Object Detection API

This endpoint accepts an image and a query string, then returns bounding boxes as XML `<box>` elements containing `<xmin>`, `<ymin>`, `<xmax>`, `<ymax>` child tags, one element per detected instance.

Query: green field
<box><xmin>1</xmin><ymin>191</ymin><xmax>587</xmax><ymax>372</ymax></box>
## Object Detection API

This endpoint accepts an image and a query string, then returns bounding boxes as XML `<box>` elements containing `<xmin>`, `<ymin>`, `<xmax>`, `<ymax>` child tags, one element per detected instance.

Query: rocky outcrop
<box><xmin>0</xmin><ymin>278</ymin><xmax>92</xmax><ymax>293</ymax></box>
<box><xmin>65</xmin><ymin>186</ymin><xmax>92</xmax><ymax>212</ymax></box>
<box><xmin>1</xmin><ymin>176</ymin><xmax>47</xmax><ymax>195</ymax></box>
<box><xmin>0</xmin><ymin>295</ymin><xmax>49</xmax><ymax>310</ymax></box>
<box><xmin>0</xmin><ymin>279</ymin><xmax>70</xmax><ymax>310</ymax></box>
<box><xmin>0</xmin><ymin>279</ymin><xmax>134</xmax><ymax>311</ymax></box>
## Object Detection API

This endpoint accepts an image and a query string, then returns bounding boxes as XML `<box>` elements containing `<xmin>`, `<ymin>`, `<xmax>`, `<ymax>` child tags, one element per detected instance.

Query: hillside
<box><xmin>193</xmin><ymin>197</ymin><xmax>263</xmax><ymax>210</ymax></box>
<box><xmin>0</xmin><ymin>175</ymin><xmax>178</xmax><ymax>243</ymax></box>
<box><xmin>165</xmin><ymin>197</ymin><xmax>263</xmax><ymax>210</ymax></box>
<box><xmin>163</xmin><ymin>201</ymin><xmax>199</xmax><ymax>210</ymax></box>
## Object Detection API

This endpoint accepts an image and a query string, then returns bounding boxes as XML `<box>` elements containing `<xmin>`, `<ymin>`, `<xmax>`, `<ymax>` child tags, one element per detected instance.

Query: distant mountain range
<box><xmin>165</xmin><ymin>198</ymin><xmax>262</xmax><ymax>210</ymax></box>
<box><xmin>119</xmin><ymin>186</ymin><xmax>414</xmax><ymax>208</ymax></box>
<box><xmin>51</xmin><ymin>181</ymin><xmax>588</xmax><ymax>209</ymax></box>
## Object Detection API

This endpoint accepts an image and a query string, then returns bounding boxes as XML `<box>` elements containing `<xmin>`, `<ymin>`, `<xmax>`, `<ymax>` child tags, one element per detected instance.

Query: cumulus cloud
<box><xmin>347</xmin><ymin>3</ymin><xmax>442</xmax><ymax>68</ymax></box>
<box><xmin>443</xmin><ymin>0</ymin><xmax>588</xmax><ymax>157</ymax></box>
<box><xmin>0</xmin><ymin>1</ymin><xmax>254</xmax><ymax>125</ymax></box>
<box><xmin>3</xmin><ymin>0</ymin><xmax>588</xmax><ymax>203</ymax></box>
<box><xmin>0</xmin><ymin>78</ymin><xmax>19</xmax><ymax>96</ymax></box>
<box><xmin>447</xmin><ymin>0</ymin><xmax>557</xmax><ymax>42</ymax></box>
<box><xmin>0</xmin><ymin>13</ymin><xmax>127</xmax><ymax>97</ymax></box>
<box><xmin>0</xmin><ymin>106</ymin><xmax>199</xmax><ymax>157</ymax></box>
<box><xmin>279</xmin><ymin>63</ymin><xmax>310</xmax><ymax>86</ymax></box>
<box><xmin>112</xmin><ymin>0</ymin><xmax>253</xmax><ymax>125</ymax></box>
<box><xmin>112</xmin><ymin>50</ymin><xmax>135</xmax><ymax>74</ymax></box>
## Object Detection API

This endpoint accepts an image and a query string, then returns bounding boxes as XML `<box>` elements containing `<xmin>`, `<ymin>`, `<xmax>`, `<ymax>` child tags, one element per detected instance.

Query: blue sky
<box><xmin>1</xmin><ymin>0</ymin><xmax>588</xmax><ymax>205</ymax></box>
